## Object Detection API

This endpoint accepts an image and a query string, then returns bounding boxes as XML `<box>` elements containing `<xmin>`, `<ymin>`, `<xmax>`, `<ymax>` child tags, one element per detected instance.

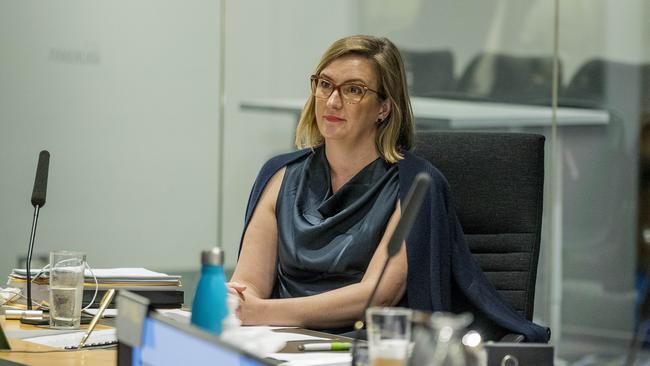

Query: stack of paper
<box><xmin>7</xmin><ymin>268</ymin><xmax>184</xmax><ymax>308</ymax></box>
<box><xmin>9</xmin><ymin>268</ymin><xmax>181</xmax><ymax>290</ymax></box>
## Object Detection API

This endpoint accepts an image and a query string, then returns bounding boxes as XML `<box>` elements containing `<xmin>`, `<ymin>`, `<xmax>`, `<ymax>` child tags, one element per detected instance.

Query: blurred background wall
<box><xmin>1</xmin><ymin>0</ymin><xmax>649</xmax><ymax>362</ymax></box>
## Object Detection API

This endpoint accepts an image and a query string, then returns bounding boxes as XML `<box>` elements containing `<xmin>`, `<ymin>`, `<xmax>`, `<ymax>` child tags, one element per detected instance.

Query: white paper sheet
<box><xmin>157</xmin><ymin>308</ymin><xmax>191</xmax><ymax>323</ymax></box>
<box><xmin>266</xmin><ymin>329</ymin><xmax>329</xmax><ymax>342</ymax></box>
<box><xmin>219</xmin><ymin>326</ymin><xmax>329</xmax><ymax>359</ymax></box>
<box><xmin>234</xmin><ymin>326</ymin><xmax>329</xmax><ymax>342</ymax></box>
<box><xmin>13</xmin><ymin>268</ymin><xmax>181</xmax><ymax>280</ymax></box>
<box><xmin>83</xmin><ymin>308</ymin><xmax>118</xmax><ymax>318</ymax></box>
<box><xmin>23</xmin><ymin>328</ymin><xmax>116</xmax><ymax>349</ymax></box>
<box><xmin>267</xmin><ymin>351</ymin><xmax>351</xmax><ymax>366</ymax></box>
<box><xmin>4</xmin><ymin>327</ymin><xmax>82</xmax><ymax>340</ymax></box>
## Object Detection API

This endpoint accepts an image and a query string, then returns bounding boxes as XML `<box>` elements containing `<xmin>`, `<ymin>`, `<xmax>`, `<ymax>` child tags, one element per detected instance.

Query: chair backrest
<box><xmin>456</xmin><ymin>52</ymin><xmax>560</xmax><ymax>105</ymax></box>
<box><xmin>562</xmin><ymin>58</ymin><xmax>649</xmax><ymax>112</ymax></box>
<box><xmin>401</xmin><ymin>49</ymin><xmax>455</xmax><ymax>97</ymax></box>
<box><xmin>414</xmin><ymin>131</ymin><xmax>545</xmax><ymax>320</ymax></box>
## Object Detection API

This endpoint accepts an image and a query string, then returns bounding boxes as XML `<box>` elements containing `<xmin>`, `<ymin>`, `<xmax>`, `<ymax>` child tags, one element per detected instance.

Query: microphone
<box><xmin>385</xmin><ymin>173</ymin><xmax>430</xmax><ymax>259</ymax></box>
<box><xmin>26</xmin><ymin>150</ymin><xmax>50</xmax><ymax>310</ymax></box>
<box><xmin>31</xmin><ymin>151</ymin><xmax>50</xmax><ymax>207</ymax></box>
<box><xmin>351</xmin><ymin>172</ymin><xmax>431</xmax><ymax>365</ymax></box>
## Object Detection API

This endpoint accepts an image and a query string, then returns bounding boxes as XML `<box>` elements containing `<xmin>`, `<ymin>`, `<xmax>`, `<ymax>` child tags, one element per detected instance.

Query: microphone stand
<box><xmin>350</xmin><ymin>173</ymin><xmax>431</xmax><ymax>366</ymax></box>
<box><xmin>350</xmin><ymin>256</ymin><xmax>391</xmax><ymax>366</ymax></box>
<box><xmin>26</xmin><ymin>205</ymin><xmax>41</xmax><ymax>310</ymax></box>
<box><xmin>25</xmin><ymin>150</ymin><xmax>49</xmax><ymax>312</ymax></box>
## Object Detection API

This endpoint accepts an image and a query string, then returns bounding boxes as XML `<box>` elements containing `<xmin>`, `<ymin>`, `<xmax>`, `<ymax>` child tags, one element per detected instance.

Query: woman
<box><xmin>229</xmin><ymin>35</ymin><xmax>549</xmax><ymax>342</ymax></box>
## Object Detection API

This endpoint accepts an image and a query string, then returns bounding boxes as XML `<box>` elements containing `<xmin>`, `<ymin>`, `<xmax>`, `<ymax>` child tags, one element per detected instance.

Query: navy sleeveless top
<box><xmin>273</xmin><ymin>146</ymin><xmax>399</xmax><ymax>298</ymax></box>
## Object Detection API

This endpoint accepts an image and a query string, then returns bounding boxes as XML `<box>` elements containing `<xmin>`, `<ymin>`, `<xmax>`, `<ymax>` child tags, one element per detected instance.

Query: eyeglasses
<box><xmin>310</xmin><ymin>75</ymin><xmax>384</xmax><ymax>104</ymax></box>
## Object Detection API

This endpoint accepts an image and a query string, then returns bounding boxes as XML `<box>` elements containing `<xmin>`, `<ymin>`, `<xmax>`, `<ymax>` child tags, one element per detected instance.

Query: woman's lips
<box><xmin>323</xmin><ymin>115</ymin><xmax>345</xmax><ymax>122</ymax></box>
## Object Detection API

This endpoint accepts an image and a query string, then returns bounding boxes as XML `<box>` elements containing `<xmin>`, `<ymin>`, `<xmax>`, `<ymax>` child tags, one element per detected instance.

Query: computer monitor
<box><xmin>136</xmin><ymin>313</ymin><xmax>271</xmax><ymax>366</ymax></box>
<box><xmin>116</xmin><ymin>291</ymin><xmax>272</xmax><ymax>366</ymax></box>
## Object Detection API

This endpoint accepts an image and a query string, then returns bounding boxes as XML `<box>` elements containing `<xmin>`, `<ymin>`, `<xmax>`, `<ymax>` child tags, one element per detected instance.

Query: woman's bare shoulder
<box><xmin>259</xmin><ymin>167</ymin><xmax>286</xmax><ymax>211</ymax></box>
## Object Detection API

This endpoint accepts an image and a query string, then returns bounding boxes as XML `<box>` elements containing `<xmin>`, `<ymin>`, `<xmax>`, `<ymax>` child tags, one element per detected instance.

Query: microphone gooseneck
<box><xmin>26</xmin><ymin>150</ymin><xmax>50</xmax><ymax>310</ymax></box>
<box><xmin>350</xmin><ymin>172</ymin><xmax>431</xmax><ymax>365</ymax></box>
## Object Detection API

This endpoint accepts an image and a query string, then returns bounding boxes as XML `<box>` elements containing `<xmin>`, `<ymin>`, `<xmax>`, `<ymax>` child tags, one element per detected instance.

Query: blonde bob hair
<box><xmin>294</xmin><ymin>35</ymin><xmax>414</xmax><ymax>163</ymax></box>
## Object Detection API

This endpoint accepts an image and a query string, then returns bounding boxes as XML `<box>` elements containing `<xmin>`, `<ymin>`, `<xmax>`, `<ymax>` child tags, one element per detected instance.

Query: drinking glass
<box><xmin>366</xmin><ymin>307</ymin><xmax>412</xmax><ymax>366</ymax></box>
<box><xmin>410</xmin><ymin>311</ymin><xmax>485</xmax><ymax>366</ymax></box>
<box><xmin>49</xmin><ymin>251</ymin><xmax>86</xmax><ymax>329</ymax></box>
<box><xmin>427</xmin><ymin>312</ymin><xmax>474</xmax><ymax>366</ymax></box>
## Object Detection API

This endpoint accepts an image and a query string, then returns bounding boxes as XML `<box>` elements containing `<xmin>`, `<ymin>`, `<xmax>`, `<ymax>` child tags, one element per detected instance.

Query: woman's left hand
<box><xmin>226</xmin><ymin>281</ymin><xmax>247</xmax><ymax>300</ymax></box>
<box><xmin>236</xmin><ymin>290</ymin><xmax>266</xmax><ymax>325</ymax></box>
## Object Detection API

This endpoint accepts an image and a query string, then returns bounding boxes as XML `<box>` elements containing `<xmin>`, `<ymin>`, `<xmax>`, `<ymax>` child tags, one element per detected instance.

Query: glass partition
<box><xmin>555</xmin><ymin>0</ymin><xmax>649</xmax><ymax>361</ymax></box>
<box><xmin>222</xmin><ymin>0</ymin><xmax>650</xmax><ymax>361</ymax></box>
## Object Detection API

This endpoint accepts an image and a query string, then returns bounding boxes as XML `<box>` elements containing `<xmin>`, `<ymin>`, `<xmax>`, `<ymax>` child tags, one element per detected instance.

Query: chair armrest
<box><xmin>499</xmin><ymin>333</ymin><xmax>525</xmax><ymax>343</ymax></box>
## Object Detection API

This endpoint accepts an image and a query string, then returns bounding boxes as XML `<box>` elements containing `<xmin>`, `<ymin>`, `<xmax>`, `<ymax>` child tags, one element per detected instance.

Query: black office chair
<box><xmin>561</xmin><ymin>58</ymin><xmax>649</xmax><ymax>114</ymax></box>
<box><xmin>456</xmin><ymin>52</ymin><xmax>560</xmax><ymax>105</ymax></box>
<box><xmin>400</xmin><ymin>49</ymin><xmax>455</xmax><ymax>97</ymax></box>
<box><xmin>414</xmin><ymin>131</ymin><xmax>545</xmax><ymax>339</ymax></box>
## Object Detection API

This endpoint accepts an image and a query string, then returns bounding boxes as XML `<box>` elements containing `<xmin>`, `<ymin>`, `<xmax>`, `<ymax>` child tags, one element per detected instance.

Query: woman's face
<box><xmin>314</xmin><ymin>55</ymin><xmax>390</xmax><ymax>149</ymax></box>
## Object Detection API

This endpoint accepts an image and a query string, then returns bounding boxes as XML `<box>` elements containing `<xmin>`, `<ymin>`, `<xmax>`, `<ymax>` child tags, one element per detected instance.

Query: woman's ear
<box><xmin>378</xmin><ymin>99</ymin><xmax>391</xmax><ymax>122</ymax></box>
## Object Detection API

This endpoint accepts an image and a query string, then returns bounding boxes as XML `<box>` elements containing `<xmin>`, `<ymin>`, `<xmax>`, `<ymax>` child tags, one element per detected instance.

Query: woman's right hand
<box><xmin>225</xmin><ymin>281</ymin><xmax>265</xmax><ymax>325</ymax></box>
<box><xmin>226</xmin><ymin>281</ymin><xmax>247</xmax><ymax>300</ymax></box>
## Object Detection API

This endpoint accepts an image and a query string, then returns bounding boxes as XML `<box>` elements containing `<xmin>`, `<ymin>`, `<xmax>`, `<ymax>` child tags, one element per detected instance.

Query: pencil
<box><xmin>77</xmin><ymin>288</ymin><xmax>116</xmax><ymax>349</ymax></box>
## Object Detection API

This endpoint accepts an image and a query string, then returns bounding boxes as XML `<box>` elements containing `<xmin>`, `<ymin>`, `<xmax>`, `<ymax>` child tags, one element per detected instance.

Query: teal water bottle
<box><xmin>191</xmin><ymin>247</ymin><xmax>228</xmax><ymax>335</ymax></box>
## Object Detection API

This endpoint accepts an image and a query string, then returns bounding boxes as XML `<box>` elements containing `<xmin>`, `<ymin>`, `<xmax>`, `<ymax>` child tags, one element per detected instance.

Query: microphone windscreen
<box><xmin>387</xmin><ymin>172</ymin><xmax>431</xmax><ymax>257</ymax></box>
<box><xmin>31</xmin><ymin>150</ymin><xmax>50</xmax><ymax>207</ymax></box>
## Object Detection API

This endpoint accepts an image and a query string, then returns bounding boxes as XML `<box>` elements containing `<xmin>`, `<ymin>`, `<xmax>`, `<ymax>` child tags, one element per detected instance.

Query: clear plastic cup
<box><xmin>49</xmin><ymin>251</ymin><xmax>86</xmax><ymax>329</ymax></box>
<box><xmin>366</xmin><ymin>307</ymin><xmax>412</xmax><ymax>366</ymax></box>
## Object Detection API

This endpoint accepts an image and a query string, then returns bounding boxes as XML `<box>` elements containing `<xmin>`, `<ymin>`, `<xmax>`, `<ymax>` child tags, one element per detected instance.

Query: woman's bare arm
<box><xmin>230</xmin><ymin>167</ymin><xmax>286</xmax><ymax>299</ymax></box>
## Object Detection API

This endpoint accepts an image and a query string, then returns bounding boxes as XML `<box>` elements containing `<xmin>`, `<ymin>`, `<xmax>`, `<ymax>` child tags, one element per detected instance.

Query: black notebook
<box><xmin>82</xmin><ymin>289</ymin><xmax>184</xmax><ymax>308</ymax></box>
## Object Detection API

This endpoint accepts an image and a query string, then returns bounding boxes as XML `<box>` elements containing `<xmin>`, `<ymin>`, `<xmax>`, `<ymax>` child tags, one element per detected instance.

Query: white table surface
<box><xmin>240</xmin><ymin>96</ymin><xmax>609</xmax><ymax>128</ymax></box>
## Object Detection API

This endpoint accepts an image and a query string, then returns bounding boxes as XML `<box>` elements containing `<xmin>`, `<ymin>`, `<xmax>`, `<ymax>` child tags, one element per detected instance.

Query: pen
<box><xmin>77</xmin><ymin>288</ymin><xmax>116</xmax><ymax>349</ymax></box>
<box><xmin>5</xmin><ymin>309</ymin><xmax>43</xmax><ymax>320</ymax></box>
<box><xmin>298</xmin><ymin>342</ymin><xmax>351</xmax><ymax>351</ymax></box>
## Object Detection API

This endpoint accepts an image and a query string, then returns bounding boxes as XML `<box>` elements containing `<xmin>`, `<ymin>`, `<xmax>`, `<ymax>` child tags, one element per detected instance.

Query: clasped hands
<box><xmin>226</xmin><ymin>281</ymin><xmax>262</xmax><ymax>325</ymax></box>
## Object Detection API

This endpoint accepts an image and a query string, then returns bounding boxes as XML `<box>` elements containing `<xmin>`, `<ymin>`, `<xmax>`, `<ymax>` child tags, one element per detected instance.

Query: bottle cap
<box><xmin>201</xmin><ymin>247</ymin><xmax>224</xmax><ymax>266</ymax></box>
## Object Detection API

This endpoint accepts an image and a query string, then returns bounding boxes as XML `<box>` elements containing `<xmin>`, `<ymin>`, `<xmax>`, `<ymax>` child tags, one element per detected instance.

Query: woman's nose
<box><xmin>326</xmin><ymin>88</ymin><xmax>343</xmax><ymax>109</ymax></box>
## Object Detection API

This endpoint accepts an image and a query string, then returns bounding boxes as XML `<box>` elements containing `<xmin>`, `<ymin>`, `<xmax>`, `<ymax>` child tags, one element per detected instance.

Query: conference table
<box><xmin>0</xmin><ymin>315</ymin><xmax>115</xmax><ymax>365</ymax></box>
<box><xmin>240</xmin><ymin>96</ymin><xmax>611</xmax><ymax>343</ymax></box>
<box><xmin>0</xmin><ymin>315</ymin><xmax>353</xmax><ymax>366</ymax></box>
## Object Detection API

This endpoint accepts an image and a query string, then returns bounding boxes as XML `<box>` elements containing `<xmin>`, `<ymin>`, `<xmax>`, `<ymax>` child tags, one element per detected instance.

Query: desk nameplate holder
<box><xmin>485</xmin><ymin>342</ymin><xmax>554</xmax><ymax>366</ymax></box>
